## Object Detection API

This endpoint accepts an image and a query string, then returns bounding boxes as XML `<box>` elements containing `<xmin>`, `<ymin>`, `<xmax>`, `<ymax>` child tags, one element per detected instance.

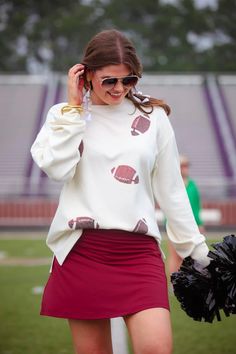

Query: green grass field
<box><xmin>0</xmin><ymin>232</ymin><xmax>235</xmax><ymax>354</ymax></box>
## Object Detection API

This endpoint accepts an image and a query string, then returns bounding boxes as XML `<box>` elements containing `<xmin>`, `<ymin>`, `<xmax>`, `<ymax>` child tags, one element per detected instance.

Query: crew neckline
<box><xmin>90</xmin><ymin>98</ymin><xmax>133</xmax><ymax>111</ymax></box>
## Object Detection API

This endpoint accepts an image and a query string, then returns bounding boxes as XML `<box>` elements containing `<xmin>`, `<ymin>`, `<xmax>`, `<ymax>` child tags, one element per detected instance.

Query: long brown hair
<box><xmin>82</xmin><ymin>29</ymin><xmax>170</xmax><ymax>116</ymax></box>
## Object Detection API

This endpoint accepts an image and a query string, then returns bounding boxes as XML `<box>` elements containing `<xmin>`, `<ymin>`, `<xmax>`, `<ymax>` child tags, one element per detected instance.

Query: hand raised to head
<box><xmin>67</xmin><ymin>64</ymin><xmax>86</xmax><ymax>106</ymax></box>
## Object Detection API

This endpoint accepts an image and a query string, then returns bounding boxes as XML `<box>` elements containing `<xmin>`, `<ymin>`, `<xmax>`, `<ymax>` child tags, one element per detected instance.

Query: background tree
<box><xmin>0</xmin><ymin>0</ymin><xmax>104</xmax><ymax>72</ymax></box>
<box><xmin>0</xmin><ymin>0</ymin><xmax>235</xmax><ymax>73</ymax></box>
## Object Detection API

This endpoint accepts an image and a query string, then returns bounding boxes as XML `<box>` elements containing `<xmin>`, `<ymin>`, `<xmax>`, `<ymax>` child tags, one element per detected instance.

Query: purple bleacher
<box><xmin>139</xmin><ymin>75</ymin><xmax>225</xmax><ymax>180</ymax></box>
<box><xmin>26</xmin><ymin>84</ymin><xmax>48</xmax><ymax>180</ymax></box>
<box><xmin>203</xmin><ymin>80</ymin><xmax>233</xmax><ymax>178</ymax></box>
<box><xmin>1</xmin><ymin>74</ymin><xmax>235</xmax><ymax>200</ymax></box>
<box><xmin>0</xmin><ymin>76</ymin><xmax>48</xmax><ymax>196</ymax></box>
<box><xmin>218</xmin><ymin>76</ymin><xmax>236</xmax><ymax>147</ymax></box>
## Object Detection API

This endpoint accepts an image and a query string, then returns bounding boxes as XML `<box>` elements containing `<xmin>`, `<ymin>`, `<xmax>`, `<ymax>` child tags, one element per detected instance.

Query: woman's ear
<box><xmin>85</xmin><ymin>68</ymin><xmax>94</xmax><ymax>81</ymax></box>
<box><xmin>85</xmin><ymin>70</ymin><xmax>94</xmax><ymax>90</ymax></box>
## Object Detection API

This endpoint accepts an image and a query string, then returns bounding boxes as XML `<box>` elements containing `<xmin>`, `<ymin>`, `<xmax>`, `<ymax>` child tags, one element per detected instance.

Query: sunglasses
<box><xmin>100</xmin><ymin>75</ymin><xmax>139</xmax><ymax>89</ymax></box>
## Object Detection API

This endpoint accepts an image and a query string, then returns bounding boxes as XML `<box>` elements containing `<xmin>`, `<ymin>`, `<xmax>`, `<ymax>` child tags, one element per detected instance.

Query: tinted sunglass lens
<box><xmin>122</xmin><ymin>76</ymin><xmax>138</xmax><ymax>86</ymax></box>
<box><xmin>102</xmin><ymin>78</ymin><xmax>118</xmax><ymax>87</ymax></box>
<box><xmin>101</xmin><ymin>76</ymin><xmax>138</xmax><ymax>88</ymax></box>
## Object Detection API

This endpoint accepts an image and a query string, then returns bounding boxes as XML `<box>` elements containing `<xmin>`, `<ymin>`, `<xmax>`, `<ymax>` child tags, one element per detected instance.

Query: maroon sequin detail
<box><xmin>68</xmin><ymin>217</ymin><xmax>99</xmax><ymax>230</ymax></box>
<box><xmin>133</xmin><ymin>218</ymin><xmax>148</xmax><ymax>234</ymax></box>
<box><xmin>111</xmin><ymin>165</ymin><xmax>139</xmax><ymax>184</ymax></box>
<box><xmin>131</xmin><ymin>115</ymin><xmax>150</xmax><ymax>136</ymax></box>
<box><xmin>78</xmin><ymin>141</ymin><xmax>84</xmax><ymax>157</ymax></box>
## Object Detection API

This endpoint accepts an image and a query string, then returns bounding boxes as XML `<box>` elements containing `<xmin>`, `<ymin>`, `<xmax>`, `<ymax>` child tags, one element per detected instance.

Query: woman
<box><xmin>31</xmin><ymin>29</ymin><xmax>210</xmax><ymax>354</ymax></box>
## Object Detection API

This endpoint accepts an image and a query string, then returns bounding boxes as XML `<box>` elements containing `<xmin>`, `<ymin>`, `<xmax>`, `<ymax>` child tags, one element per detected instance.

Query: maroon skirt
<box><xmin>41</xmin><ymin>229</ymin><xmax>169</xmax><ymax>320</ymax></box>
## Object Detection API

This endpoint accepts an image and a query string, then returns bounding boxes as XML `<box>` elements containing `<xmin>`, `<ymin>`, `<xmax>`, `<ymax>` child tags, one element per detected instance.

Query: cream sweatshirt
<box><xmin>31</xmin><ymin>98</ymin><xmax>209</xmax><ymax>266</ymax></box>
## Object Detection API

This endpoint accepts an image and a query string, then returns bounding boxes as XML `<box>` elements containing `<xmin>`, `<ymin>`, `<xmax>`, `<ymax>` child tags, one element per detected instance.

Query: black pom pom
<box><xmin>208</xmin><ymin>235</ymin><xmax>236</xmax><ymax>315</ymax></box>
<box><xmin>171</xmin><ymin>234</ymin><xmax>236</xmax><ymax>323</ymax></box>
<box><xmin>171</xmin><ymin>257</ymin><xmax>221</xmax><ymax>323</ymax></box>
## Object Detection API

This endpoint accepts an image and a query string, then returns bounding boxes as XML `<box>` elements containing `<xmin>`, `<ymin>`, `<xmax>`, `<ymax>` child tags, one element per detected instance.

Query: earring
<box><xmin>83</xmin><ymin>89</ymin><xmax>92</xmax><ymax>121</ymax></box>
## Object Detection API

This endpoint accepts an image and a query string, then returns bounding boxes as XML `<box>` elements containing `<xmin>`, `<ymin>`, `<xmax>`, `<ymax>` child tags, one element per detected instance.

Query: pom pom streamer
<box><xmin>171</xmin><ymin>234</ymin><xmax>236</xmax><ymax>323</ymax></box>
<box><xmin>171</xmin><ymin>257</ymin><xmax>222</xmax><ymax>322</ymax></box>
<box><xmin>208</xmin><ymin>235</ymin><xmax>236</xmax><ymax>315</ymax></box>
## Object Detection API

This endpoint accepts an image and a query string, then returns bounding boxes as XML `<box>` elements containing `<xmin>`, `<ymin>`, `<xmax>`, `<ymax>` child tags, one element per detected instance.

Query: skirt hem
<box><xmin>40</xmin><ymin>303</ymin><xmax>170</xmax><ymax>320</ymax></box>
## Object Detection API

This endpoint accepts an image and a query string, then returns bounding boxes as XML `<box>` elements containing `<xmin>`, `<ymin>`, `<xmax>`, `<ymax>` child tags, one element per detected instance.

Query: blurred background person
<box><xmin>167</xmin><ymin>155</ymin><xmax>204</xmax><ymax>275</ymax></box>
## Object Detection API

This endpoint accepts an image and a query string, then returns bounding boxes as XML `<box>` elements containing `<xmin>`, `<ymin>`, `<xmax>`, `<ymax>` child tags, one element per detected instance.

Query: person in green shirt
<box><xmin>168</xmin><ymin>155</ymin><xmax>204</xmax><ymax>274</ymax></box>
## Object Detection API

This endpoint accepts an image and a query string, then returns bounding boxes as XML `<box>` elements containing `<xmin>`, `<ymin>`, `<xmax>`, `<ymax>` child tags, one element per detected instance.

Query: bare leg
<box><xmin>68</xmin><ymin>318</ymin><xmax>113</xmax><ymax>354</ymax></box>
<box><xmin>124</xmin><ymin>308</ymin><xmax>173</xmax><ymax>354</ymax></box>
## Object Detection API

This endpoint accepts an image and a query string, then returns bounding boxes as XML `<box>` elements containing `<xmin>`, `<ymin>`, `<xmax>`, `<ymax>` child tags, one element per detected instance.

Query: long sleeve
<box><xmin>31</xmin><ymin>103</ymin><xmax>86</xmax><ymax>182</ymax></box>
<box><xmin>152</xmin><ymin>120</ymin><xmax>209</xmax><ymax>267</ymax></box>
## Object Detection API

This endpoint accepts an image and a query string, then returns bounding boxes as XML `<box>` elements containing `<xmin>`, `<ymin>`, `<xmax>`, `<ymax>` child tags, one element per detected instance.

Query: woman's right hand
<box><xmin>67</xmin><ymin>63</ymin><xmax>86</xmax><ymax>106</ymax></box>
